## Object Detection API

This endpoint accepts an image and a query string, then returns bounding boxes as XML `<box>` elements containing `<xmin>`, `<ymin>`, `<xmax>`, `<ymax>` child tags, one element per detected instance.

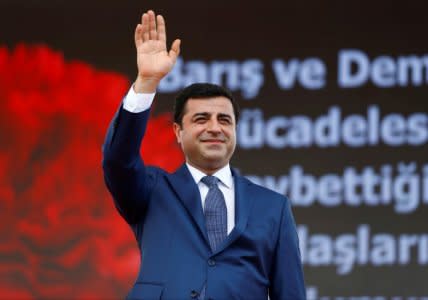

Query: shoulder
<box><xmin>145</xmin><ymin>165</ymin><xmax>169</xmax><ymax>178</ymax></box>
<box><xmin>236</xmin><ymin>173</ymin><xmax>289</xmax><ymax>207</ymax></box>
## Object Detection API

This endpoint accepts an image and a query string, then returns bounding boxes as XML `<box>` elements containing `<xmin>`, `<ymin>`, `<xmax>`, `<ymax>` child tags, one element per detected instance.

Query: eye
<box><xmin>194</xmin><ymin>117</ymin><xmax>207</xmax><ymax>123</ymax></box>
<box><xmin>219</xmin><ymin>118</ymin><xmax>232</xmax><ymax>125</ymax></box>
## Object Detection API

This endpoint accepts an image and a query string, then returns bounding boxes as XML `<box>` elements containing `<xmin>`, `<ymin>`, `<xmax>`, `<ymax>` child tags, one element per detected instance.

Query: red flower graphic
<box><xmin>0</xmin><ymin>44</ymin><xmax>183</xmax><ymax>299</ymax></box>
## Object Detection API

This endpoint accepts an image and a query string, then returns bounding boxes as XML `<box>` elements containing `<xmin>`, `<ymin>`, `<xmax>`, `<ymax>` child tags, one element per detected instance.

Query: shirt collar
<box><xmin>186</xmin><ymin>163</ymin><xmax>233</xmax><ymax>189</ymax></box>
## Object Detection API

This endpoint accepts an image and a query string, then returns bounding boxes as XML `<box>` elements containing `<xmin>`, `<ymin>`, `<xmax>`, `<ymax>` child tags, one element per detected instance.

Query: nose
<box><xmin>206</xmin><ymin>119</ymin><xmax>221</xmax><ymax>133</ymax></box>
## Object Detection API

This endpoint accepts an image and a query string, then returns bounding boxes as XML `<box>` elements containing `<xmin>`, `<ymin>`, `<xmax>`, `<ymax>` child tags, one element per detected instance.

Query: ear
<box><xmin>173</xmin><ymin>122</ymin><xmax>182</xmax><ymax>144</ymax></box>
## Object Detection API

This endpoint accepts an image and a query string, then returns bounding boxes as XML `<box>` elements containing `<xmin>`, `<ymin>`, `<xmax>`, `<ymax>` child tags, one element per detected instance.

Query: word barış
<box><xmin>237</xmin><ymin>105</ymin><xmax>427</xmax><ymax>149</ymax></box>
<box><xmin>246</xmin><ymin>163</ymin><xmax>428</xmax><ymax>214</ymax></box>
<box><xmin>298</xmin><ymin>224</ymin><xmax>428</xmax><ymax>275</ymax></box>
<box><xmin>157</xmin><ymin>57</ymin><xmax>264</xmax><ymax>99</ymax></box>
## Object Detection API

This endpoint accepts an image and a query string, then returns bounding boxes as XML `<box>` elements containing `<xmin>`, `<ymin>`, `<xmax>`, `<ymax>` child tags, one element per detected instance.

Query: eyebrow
<box><xmin>192</xmin><ymin>112</ymin><xmax>210</xmax><ymax>119</ymax></box>
<box><xmin>191</xmin><ymin>112</ymin><xmax>233</xmax><ymax>120</ymax></box>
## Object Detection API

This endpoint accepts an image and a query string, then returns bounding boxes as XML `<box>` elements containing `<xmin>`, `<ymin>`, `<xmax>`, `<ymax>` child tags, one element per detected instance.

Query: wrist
<box><xmin>133</xmin><ymin>76</ymin><xmax>161</xmax><ymax>93</ymax></box>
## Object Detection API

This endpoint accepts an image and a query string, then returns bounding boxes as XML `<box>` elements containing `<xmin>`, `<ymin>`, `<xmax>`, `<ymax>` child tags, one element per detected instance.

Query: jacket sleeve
<box><xmin>102</xmin><ymin>104</ymin><xmax>158</xmax><ymax>224</ymax></box>
<box><xmin>269</xmin><ymin>198</ymin><xmax>306</xmax><ymax>299</ymax></box>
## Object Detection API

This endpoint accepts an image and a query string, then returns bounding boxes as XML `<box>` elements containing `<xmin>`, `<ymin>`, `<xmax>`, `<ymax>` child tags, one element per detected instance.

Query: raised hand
<box><xmin>134</xmin><ymin>10</ymin><xmax>181</xmax><ymax>93</ymax></box>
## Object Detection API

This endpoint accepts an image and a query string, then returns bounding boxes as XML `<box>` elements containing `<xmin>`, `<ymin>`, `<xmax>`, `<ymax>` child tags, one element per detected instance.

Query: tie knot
<box><xmin>201</xmin><ymin>176</ymin><xmax>220</xmax><ymax>188</ymax></box>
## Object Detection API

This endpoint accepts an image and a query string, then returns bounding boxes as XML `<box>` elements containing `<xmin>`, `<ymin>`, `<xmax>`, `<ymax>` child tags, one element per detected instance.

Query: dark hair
<box><xmin>173</xmin><ymin>83</ymin><xmax>240</xmax><ymax>126</ymax></box>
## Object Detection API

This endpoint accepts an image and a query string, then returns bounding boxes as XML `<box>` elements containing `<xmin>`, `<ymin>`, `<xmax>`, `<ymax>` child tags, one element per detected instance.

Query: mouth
<box><xmin>201</xmin><ymin>139</ymin><xmax>225</xmax><ymax>144</ymax></box>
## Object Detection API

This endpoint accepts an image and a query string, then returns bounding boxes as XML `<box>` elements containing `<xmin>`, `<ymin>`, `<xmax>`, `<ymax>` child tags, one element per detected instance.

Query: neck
<box><xmin>186</xmin><ymin>160</ymin><xmax>228</xmax><ymax>175</ymax></box>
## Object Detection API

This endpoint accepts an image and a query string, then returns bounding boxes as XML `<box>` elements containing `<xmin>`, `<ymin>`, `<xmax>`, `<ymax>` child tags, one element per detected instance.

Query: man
<box><xmin>103</xmin><ymin>9</ymin><xmax>306</xmax><ymax>299</ymax></box>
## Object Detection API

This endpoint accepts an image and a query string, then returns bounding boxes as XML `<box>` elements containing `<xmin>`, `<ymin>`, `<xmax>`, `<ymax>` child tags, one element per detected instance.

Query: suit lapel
<box><xmin>164</xmin><ymin>164</ymin><xmax>210</xmax><ymax>246</ymax></box>
<box><xmin>165</xmin><ymin>165</ymin><xmax>255</xmax><ymax>254</ymax></box>
<box><xmin>213</xmin><ymin>170</ymin><xmax>254</xmax><ymax>255</ymax></box>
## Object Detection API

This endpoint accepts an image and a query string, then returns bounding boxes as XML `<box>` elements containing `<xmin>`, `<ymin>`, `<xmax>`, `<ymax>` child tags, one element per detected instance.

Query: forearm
<box><xmin>102</xmin><ymin>104</ymin><xmax>153</xmax><ymax>224</ymax></box>
<box><xmin>102</xmin><ymin>106</ymin><xmax>151</xmax><ymax>165</ymax></box>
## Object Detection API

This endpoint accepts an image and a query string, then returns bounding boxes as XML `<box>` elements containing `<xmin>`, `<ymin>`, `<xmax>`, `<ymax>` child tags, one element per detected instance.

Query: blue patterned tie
<box><xmin>201</xmin><ymin>176</ymin><xmax>227</xmax><ymax>252</ymax></box>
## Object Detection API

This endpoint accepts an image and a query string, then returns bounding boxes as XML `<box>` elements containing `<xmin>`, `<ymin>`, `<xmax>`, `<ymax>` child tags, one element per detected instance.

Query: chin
<box><xmin>203</xmin><ymin>149</ymin><xmax>226</xmax><ymax>158</ymax></box>
<box><xmin>201</xmin><ymin>153</ymin><xmax>227</xmax><ymax>165</ymax></box>
<box><xmin>204</xmin><ymin>156</ymin><xmax>225</xmax><ymax>164</ymax></box>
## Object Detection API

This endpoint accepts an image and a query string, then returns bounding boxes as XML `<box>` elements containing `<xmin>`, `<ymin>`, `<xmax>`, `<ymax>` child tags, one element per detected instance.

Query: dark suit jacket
<box><xmin>102</xmin><ymin>105</ymin><xmax>306</xmax><ymax>299</ymax></box>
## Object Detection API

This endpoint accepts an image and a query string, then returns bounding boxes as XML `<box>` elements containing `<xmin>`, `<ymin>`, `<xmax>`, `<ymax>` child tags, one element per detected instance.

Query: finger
<box><xmin>169</xmin><ymin>39</ymin><xmax>181</xmax><ymax>62</ymax></box>
<box><xmin>157</xmin><ymin>15</ymin><xmax>166</xmax><ymax>42</ymax></box>
<box><xmin>141</xmin><ymin>13</ymin><xmax>149</xmax><ymax>42</ymax></box>
<box><xmin>148</xmin><ymin>10</ymin><xmax>157</xmax><ymax>40</ymax></box>
<box><xmin>134</xmin><ymin>24</ymin><xmax>143</xmax><ymax>48</ymax></box>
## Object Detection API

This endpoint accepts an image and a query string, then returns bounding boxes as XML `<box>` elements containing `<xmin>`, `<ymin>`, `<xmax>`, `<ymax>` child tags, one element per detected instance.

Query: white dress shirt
<box><xmin>123</xmin><ymin>86</ymin><xmax>155</xmax><ymax>113</ymax></box>
<box><xmin>186</xmin><ymin>163</ymin><xmax>235</xmax><ymax>235</ymax></box>
<box><xmin>123</xmin><ymin>86</ymin><xmax>236</xmax><ymax>234</ymax></box>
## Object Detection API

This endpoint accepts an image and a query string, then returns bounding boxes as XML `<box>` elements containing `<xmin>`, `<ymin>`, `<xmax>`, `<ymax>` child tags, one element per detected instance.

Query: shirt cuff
<box><xmin>122</xmin><ymin>85</ymin><xmax>156</xmax><ymax>113</ymax></box>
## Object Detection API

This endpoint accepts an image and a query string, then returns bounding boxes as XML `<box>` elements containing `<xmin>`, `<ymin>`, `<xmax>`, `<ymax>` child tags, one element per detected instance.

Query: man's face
<box><xmin>173</xmin><ymin>97</ymin><xmax>236</xmax><ymax>174</ymax></box>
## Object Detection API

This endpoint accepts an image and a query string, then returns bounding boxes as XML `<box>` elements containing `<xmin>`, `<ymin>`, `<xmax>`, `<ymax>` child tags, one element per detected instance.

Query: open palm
<box><xmin>135</xmin><ymin>11</ymin><xmax>180</xmax><ymax>84</ymax></box>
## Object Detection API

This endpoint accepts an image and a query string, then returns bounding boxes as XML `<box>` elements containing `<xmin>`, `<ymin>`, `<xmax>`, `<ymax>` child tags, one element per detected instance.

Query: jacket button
<box><xmin>207</xmin><ymin>259</ymin><xmax>216</xmax><ymax>266</ymax></box>
<box><xmin>190</xmin><ymin>290</ymin><xmax>199</xmax><ymax>298</ymax></box>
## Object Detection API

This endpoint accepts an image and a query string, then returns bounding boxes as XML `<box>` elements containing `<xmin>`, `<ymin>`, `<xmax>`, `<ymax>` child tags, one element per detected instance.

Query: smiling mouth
<box><xmin>201</xmin><ymin>139</ymin><xmax>225</xmax><ymax>143</ymax></box>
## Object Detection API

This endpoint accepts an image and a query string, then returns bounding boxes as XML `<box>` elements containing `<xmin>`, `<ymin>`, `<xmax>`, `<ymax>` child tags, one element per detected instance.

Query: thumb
<box><xmin>169</xmin><ymin>39</ymin><xmax>181</xmax><ymax>62</ymax></box>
